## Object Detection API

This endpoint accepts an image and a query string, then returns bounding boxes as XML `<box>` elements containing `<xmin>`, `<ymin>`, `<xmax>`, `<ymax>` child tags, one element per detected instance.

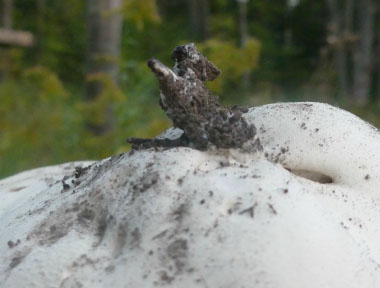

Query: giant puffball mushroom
<box><xmin>1</xmin><ymin>46</ymin><xmax>380</xmax><ymax>287</ymax></box>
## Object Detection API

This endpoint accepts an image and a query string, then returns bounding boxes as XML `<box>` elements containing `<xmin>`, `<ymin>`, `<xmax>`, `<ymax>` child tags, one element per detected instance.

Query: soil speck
<box><xmin>268</xmin><ymin>203</ymin><xmax>277</xmax><ymax>215</ymax></box>
<box><xmin>9</xmin><ymin>186</ymin><xmax>26</xmax><ymax>192</ymax></box>
<box><xmin>9</xmin><ymin>255</ymin><xmax>25</xmax><ymax>269</ymax></box>
<box><xmin>239</xmin><ymin>203</ymin><xmax>258</xmax><ymax>218</ymax></box>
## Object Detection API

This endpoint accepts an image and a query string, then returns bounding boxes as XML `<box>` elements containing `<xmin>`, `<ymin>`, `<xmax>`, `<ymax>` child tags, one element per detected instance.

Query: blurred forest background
<box><xmin>0</xmin><ymin>0</ymin><xmax>379</xmax><ymax>178</ymax></box>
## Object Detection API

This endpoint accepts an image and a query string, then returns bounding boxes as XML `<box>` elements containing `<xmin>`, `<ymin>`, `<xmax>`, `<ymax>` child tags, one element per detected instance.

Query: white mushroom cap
<box><xmin>0</xmin><ymin>102</ymin><xmax>379</xmax><ymax>288</ymax></box>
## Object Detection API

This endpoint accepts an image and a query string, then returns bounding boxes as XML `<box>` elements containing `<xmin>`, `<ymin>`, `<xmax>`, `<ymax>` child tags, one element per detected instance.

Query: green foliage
<box><xmin>209</xmin><ymin>14</ymin><xmax>236</xmax><ymax>39</ymax></box>
<box><xmin>248</xmin><ymin>0</ymin><xmax>328</xmax><ymax>91</ymax></box>
<box><xmin>0</xmin><ymin>67</ymin><xmax>169</xmax><ymax>177</ymax></box>
<box><xmin>14</xmin><ymin>0</ymin><xmax>86</xmax><ymax>83</ymax></box>
<box><xmin>81</xmin><ymin>73</ymin><xmax>125</xmax><ymax>128</ymax></box>
<box><xmin>121</xmin><ymin>0</ymin><xmax>161</xmax><ymax>30</ymax></box>
<box><xmin>199</xmin><ymin>38</ymin><xmax>261</xmax><ymax>93</ymax></box>
<box><xmin>2</xmin><ymin>0</ymin><xmax>380</xmax><ymax>179</ymax></box>
<box><xmin>0</xmin><ymin>68</ymin><xmax>76</xmax><ymax>176</ymax></box>
<box><xmin>22</xmin><ymin>66</ymin><xmax>69</xmax><ymax>100</ymax></box>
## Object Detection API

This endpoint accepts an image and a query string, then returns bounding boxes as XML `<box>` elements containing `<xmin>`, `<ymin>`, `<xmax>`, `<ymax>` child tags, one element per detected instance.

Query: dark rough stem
<box><xmin>127</xmin><ymin>43</ymin><xmax>256</xmax><ymax>150</ymax></box>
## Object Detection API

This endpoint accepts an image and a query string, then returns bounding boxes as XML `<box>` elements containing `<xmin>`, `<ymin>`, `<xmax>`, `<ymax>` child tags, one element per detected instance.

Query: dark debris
<box><xmin>127</xmin><ymin>43</ymin><xmax>256</xmax><ymax>150</ymax></box>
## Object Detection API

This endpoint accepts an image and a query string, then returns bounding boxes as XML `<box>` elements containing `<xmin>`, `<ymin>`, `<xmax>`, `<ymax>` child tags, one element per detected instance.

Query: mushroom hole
<box><xmin>286</xmin><ymin>168</ymin><xmax>333</xmax><ymax>184</ymax></box>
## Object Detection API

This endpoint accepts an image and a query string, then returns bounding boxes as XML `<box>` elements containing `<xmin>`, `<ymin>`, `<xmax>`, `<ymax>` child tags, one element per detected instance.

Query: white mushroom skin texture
<box><xmin>1</xmin><ymin>102</ymin><xmax>380</xmax><ymax>288</ymax></box>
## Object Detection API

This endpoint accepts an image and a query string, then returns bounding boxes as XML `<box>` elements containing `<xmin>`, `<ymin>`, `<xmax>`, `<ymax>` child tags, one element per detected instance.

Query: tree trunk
<box><xmin>326</xmin><ymin>0</ymin><xmax>349</xmax><ymax>98</ymax></box>
<box><xmin>36</xmin><ymin>0</ymin><xmax>45</xmax><ymax>60</ymax></box>
<box><xmin>343</xmin><ymin>0</ymin><xmax>354</xmax><ymax>95</ymax></box>
<box><xmin>377</xmin><ymin>4</ymin><xmax>380</xmax><ymax>100</ymax></box>
<box><xmin>187</xmin><ymin>0</ymin><xmax>209</xmax><ymax>41</ymax></box>
<box><xmin>86</xmin><ymin>0</ymin><xmax>123</xmax><ymax>134</ymax></box>
<box><xmin>3</xmin><ymin>0</ymin><xmax>12</xmax><ymax>29</ymax></box>
<box><xmin>352</xmin><ymin>0</ymin><xmax>375</xmax><ymax>105</ymax></box>
<box><xmin>237</xmin><ymin>0</ymin><xmax>250</xmax><ymax>87</ymax></box>
<box><xmin>0</xmin><ymin>0</ymin><xmax>12</xmax><ymax>80</ymax></box>
<box><xmin>237</xmin><ymin>0</ymin><xmax>248</xmax><ymax>48</ymax></box>
<box><xmin>343</xmin><ymin>0</ymin><xmax>354</xmax><ymax>33</ymax></box>
<box><xmin>285</xmin><ymin>0</ymin><xmax>298</xmax><ymax>47</ymax></box>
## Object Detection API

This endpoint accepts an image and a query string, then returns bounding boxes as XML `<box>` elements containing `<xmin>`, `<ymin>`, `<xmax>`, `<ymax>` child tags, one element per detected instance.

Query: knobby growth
<box><xmin>127</xmin><ymin>43</ymin><xmax>256</xmax><ymax>150</ymax></box>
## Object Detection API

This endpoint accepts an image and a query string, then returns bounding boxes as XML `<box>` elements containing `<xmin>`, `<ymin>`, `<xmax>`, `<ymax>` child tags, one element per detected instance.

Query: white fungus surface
<box><xmin>1</xmin><ymin>102</ymin><xmax>380</xmax><ymax>288</ymax></box>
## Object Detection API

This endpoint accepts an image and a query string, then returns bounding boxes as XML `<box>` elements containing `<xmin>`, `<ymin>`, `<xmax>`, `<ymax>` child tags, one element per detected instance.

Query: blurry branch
<box><xmin>0</xmin><ymin>0</ymin><xmax>34</xmax><ymax>47</ymax></box>
<box><xmin>0</xmin><ymin>0</ymin><xmax>34</xmax><ymax>80</ymax></box>
<box><xmin>0</xmin><ymin>28</ymin><xmax>34</xmax><ymax>47</ymax></box>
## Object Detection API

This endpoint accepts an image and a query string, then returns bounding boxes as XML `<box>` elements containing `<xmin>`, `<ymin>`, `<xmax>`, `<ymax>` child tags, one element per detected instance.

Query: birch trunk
<box><xmin>86</xmin><ymin>0</ymin><xmax>123</xmax><ymax>134</ymax></box>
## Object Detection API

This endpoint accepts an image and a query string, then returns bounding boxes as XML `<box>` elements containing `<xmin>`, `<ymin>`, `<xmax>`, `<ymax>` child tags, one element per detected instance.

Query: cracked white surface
<box><xmin>1</xmin><ymin>102</ymin><xmax>380</xmax><ymax>288</ymax></box>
